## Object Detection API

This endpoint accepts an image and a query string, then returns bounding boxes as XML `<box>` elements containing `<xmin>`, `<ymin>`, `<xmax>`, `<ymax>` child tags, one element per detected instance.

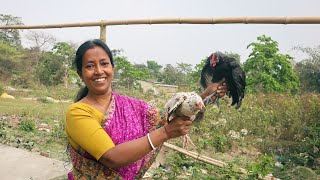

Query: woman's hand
<box><xmin>200</xmin><ymin>78</ymin><xmax>228</xmax><ymax>101</ymax></box>
<box><xmin>162</xmin><ymin>116</ymin><xmax>192</xmax><ymax>140</ymax></box>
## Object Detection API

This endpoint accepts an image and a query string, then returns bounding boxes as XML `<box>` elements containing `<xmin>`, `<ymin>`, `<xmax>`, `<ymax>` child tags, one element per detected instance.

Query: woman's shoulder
<box><xmin>67</xmin><ymin>102</ymin><xmax>102</xmax><ymax>115</ymax></box>
<box><xmin>67</xmin><ymin>101</ymin><xmax>90</xmax><ymax>110</ymax></box>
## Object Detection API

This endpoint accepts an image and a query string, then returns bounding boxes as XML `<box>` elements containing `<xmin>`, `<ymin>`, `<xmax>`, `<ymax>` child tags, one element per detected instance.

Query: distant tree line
<box><xmin>0</xmin><ymin>14</ymin><xmax>319</xmax><ymax>93</ymax></box>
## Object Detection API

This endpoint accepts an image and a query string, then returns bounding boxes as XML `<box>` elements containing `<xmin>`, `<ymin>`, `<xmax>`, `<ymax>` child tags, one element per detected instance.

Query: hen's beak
<box><xmin>195</xmin><ymin>101</ymin><xmax>205</xmax><ymax>110</ymax></box>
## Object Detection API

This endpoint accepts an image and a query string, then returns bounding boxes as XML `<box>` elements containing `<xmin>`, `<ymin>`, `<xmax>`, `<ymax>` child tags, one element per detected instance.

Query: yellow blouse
<box><xmin>66</xmin><ymin>102</ymin><xmax>115</xmax><ymax>160</ymax></box>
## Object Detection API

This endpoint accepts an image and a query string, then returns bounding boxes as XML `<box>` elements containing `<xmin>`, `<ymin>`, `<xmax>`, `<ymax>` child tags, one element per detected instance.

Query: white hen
<box><xmin>164</xmin><ymin>92</ymin><xmax>205</xmax><ymax>149</ymax></box>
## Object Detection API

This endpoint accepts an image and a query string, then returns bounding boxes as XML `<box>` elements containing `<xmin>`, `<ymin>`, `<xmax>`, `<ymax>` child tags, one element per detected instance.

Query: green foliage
<box><xmin>274</xmin><ymin>166</ymin><xmax>319</xmax><ymax>180</ymax></box>
<box><xmin>247</xmin><ymin>154</ymin><xmax>275</xmax><ymax>179</ymax></box>
<box><xmin>244</xmin><ymin>35</ymin><xmax>300</xmax><ymax>93</ymax></box>
<box><xmin>114</xmin><ymin>53</ymin><xmax>149</xmax><ymax>89</ymax></box>
<box><xmin>0</xmin><ymin>14</ymin><xmax>23</xmax><ymax>47</ymax></box>
<box><xmin>0</xmin><ymin>81</ymin><xmax>4</xmax><ymax>94</ymax></box>
<box><xmin>37</xmin><ymin>52</ymin><xmax>64</xmax><ymax>86</ymax></box>
<box><xmin>146</xmin><ymin>60</ymin><xmax>162</xmax><ymax>81</ymax></box>
<box><xmin>161</xmin><ymin>64</ymin><xmax>177</xmax><ymax>85</ymax></box>
<box><xmin>52</xmin><ymin>42</ymin><xmax>76</xmax><ymax>88</ymax></box>
<box><xmin>294</xmin><ymin>45</ymin><xmax>320</xmax><ymax>92</ymax></box>
<box><xmin>0</xmin><ymin>42</ymin><xmax>21</xmax><ymax>60</ymax></box>
<box><xmin>19</xmin><ymin>118</ymin><xmax>36</xmax><ymax>132</ymax></box>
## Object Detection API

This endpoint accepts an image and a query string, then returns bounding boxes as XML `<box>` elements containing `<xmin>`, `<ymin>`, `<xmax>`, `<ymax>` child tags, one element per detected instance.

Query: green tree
<box><xmin>0</xmin><ymin>14</ymin><xmax>23</xmax><ymax>47</ymax></box>
<box><xmin>133</xmin><ymin>63</ymin><xmax>152</xmax><ymax>80</ymax></box>
<box><xmin>0</xmin><ymin>42</ymin><xmax>20</xmax><ymax>61</ymax></box>
<box><xmin>176</xmin><ymin>62</ymin><xmax>193</xmax><ymax>86</ymax></box>
<box><xmin>243</xmin><ymin>35</ymin><xmax>300</xmax><ymax>93</ymax></box>
<box><xmin>294</xmin><ymin>46</ymin><xmax>320</xmax><ymax>92</ymax></box>
<box><xmin>162</xmin><ymin>64</ymin><xmax>178</xmax><ymax>85</ymax></box>
<box><xmin>0</xmin><ymin>43</ymin><xmax>23</xmax><ymax>82</ymax></box>
<box><xmin>52</xmin><ymin>42</ymin><xmax>76</xmax><ymax>88</ymax></box>
<box><xmin>146</xmin><ymin>60</ymin><xmax>162</xmax><ymax>81</ymax></box>
<box><xmin>37</xmin><ymin>52</ymin><xmax>64</xmax><ymax>86</ymax></box>
<box><xmin>113</xmin><ymin>53</ymin><xmax>148</xmax><ymax>89</ymax></box>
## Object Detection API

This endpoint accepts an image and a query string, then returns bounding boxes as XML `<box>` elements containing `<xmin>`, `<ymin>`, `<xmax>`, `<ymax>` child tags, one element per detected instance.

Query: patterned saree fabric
<box><xmin>69</xmin><ymin>92</ymin><xmax>163</xmax><ymax>179</ymax></box>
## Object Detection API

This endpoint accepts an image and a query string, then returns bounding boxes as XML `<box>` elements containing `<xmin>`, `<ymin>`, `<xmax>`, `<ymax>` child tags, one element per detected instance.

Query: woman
<box><xmin>66</xmin><ymin>39</ymin><xmax>227</xmax><ymax>179</ymax></box>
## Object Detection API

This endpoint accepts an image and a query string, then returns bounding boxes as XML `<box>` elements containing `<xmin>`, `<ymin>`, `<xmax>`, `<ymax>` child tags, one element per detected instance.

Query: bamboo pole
<box><xmin>100</xmin><ymin>25</ymin><xmax>106</xmax><ymax>42</ymax></box>
<box><xmin>1</xmin><ymin>17</ymin><xmax>320</xmax><ymax>29</ymax></box>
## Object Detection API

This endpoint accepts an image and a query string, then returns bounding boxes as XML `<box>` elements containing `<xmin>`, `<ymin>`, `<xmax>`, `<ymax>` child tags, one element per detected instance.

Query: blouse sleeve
<box><xmin>66</xmin><ymin>103</ymin><xmax>115</xmax><ymax>160</ymax></box>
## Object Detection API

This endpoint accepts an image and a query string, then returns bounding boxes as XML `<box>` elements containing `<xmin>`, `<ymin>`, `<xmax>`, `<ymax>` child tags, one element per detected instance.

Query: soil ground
<box><xmin>0</xmin><ymin>144</ymin><xmax>71</xmax><ymax>180</ymax></box>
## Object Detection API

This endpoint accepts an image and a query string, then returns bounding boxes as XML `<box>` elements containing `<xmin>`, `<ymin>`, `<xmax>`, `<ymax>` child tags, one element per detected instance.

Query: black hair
<box><xmin>74</xmin><ymin>39</ymin><xmax>114</xmax><ymax>102</ymax></box>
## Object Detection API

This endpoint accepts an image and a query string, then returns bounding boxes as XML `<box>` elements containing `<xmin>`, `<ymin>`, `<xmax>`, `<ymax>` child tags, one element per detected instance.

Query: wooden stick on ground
<box><xmin>162</xmin><ymin>142</ymin><xmax>280</xmax><ymax>179</ymax></box>
<box><xmin>163</xmin><ymin>142</ymin><xmax>227</xmax><ymax>167</ymax></box>
<box><xmin>162</xmin><ymin>142</ymin><xmax>249</xmax><ymax>174</ymax></box>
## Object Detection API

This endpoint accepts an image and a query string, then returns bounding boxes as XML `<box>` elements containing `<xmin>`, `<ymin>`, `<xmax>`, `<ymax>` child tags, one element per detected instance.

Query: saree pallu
<box><xmin>69</xmin><ymin>92</ymin><xmax>163</xmax><ymax>180</ymax></box>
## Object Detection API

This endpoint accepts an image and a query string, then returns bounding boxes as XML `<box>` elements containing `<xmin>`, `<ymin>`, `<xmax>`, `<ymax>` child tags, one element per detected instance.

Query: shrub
<box><xmin>0</xmin><ymin>82</ymin><xmax>4</xmax><ymax>94</ymax></box>
<box><xmin>19</xmin><ymin>118</ymin><xmax>36</xmax><ymax>132</ymax></box>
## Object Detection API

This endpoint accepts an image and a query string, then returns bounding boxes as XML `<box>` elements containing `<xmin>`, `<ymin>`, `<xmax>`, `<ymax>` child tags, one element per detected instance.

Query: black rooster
<box><xmin>200</xmin><ymin>52</ymin><xmax>246</xmax><ymax>109</ymax></box>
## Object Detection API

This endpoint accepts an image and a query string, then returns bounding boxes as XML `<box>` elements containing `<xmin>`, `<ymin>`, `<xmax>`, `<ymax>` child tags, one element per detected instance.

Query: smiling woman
<box><xmin>65</xmin><ymin>39</ymin><xmax>226</xmax><ymax>179</ymax></box>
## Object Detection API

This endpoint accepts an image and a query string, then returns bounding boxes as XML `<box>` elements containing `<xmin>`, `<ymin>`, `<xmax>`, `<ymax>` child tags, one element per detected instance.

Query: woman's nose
<box><xmin>94</xmin><ymin>65</ymin><xmax>103</xmax><ymax>74</ymax></box>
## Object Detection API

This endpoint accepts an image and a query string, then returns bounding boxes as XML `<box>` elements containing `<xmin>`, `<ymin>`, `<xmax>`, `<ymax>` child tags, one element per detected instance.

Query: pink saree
<box><xmin>68</xmin><ymin>92</ymin><xmax>164</xmax><ymax>180</ymax></box>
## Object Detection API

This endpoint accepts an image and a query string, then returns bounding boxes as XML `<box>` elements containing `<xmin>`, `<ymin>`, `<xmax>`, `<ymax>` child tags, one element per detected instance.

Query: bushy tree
<box><xmin>161</xmin><ymin>64</ymin><xmax>178</xmax><ymax>85</ymax></box>
<box><xmin>0</xmin><ymin>14</ymin><xmax>23</xmax><ymax>47</ymax></box>
<box><xmin>113</xmin><ymin>52</ymin><xmax>148</xmax><ymax>89</ymax></box>
<box><xmin>294</xmin><ymin>46</ymin><xmax>320</xmax><ymax>92</ymax></box>
<box><xmin>146</xmin><ymin>60</ymin><xmax>162</xmax><ymax>81</ymax></box>
<box><xmin>37</xmin><ymin>52</ymin><xmax>64</xmax><ymax>86</ymax></box>
<box><xmin>52</xmin><ymin>42</ymin><xmax>76</xmax><ymax>88</ymax></box>
<box><xmin>243</xmin><ymin>35</ymin><xmax>300</xmax><ymax>93</ymax></box>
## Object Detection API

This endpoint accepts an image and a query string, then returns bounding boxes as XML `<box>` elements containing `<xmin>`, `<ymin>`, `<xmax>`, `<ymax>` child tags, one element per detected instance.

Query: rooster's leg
<box><xmin>182</xmin><ymin>134</ymin><xmax>196</xmax><ymax>150</ymax></box>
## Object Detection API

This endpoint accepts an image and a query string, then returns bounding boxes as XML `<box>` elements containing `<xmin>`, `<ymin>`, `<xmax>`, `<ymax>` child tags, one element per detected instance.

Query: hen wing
<box><xmin>164</xmin><ymin>93</ymin><xmax>186</xmax><ymax>121</ymax></box>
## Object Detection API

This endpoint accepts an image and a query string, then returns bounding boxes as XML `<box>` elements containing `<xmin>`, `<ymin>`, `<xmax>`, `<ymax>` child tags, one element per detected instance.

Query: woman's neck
<box><xmin>84</xmin><ymin>91</ymin><xmax>112</xmax><ymax>113</ymax></box>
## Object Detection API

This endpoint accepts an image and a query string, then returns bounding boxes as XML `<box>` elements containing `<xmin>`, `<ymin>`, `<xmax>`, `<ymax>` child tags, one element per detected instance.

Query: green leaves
<box><xmin>247</xmin><ymin>154</ymin><xmax>275</xmax><ymax>179</ymax></box>
<box><xmin>294</xmin><ymin>45</ymin><xmax>320</xmax><ymax>92</ymax></box>
<box><xmin>0</xmin><ymin>14</ymin><xmax>23</xmax><ymax>47</ymax></box>
<box><xmin>244</xmin><ymin>35</ymin><xmax>300</xmax><ymax>93</ymax></box>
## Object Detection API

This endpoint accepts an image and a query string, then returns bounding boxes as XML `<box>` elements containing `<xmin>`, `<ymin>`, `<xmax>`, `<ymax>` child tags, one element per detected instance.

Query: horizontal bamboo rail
<box><xmin>1</xmin><ymin>17</ymin><xmax>320</xmax><ymax>29</ymax></box>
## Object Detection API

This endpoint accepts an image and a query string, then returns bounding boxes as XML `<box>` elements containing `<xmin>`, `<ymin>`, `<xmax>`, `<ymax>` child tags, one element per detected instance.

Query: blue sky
<box><xmin>1</xmin><ymin>0</ymin><xmax>320</xmax><ymax>66</ymax></box>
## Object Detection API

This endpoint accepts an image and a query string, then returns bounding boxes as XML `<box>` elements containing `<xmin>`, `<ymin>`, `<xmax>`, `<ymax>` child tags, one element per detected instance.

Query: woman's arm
<box><xmin>98</xmin><ymin>116</ymin><xmax>192</xmax><ymax>168</ymax></box>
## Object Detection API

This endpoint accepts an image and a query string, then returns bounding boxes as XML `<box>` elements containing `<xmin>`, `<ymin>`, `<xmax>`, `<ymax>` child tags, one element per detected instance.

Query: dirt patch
<box><xmin>0</xmin><ymin>144</ymin><xmax>70</xmax><ymax>180</ymax></box>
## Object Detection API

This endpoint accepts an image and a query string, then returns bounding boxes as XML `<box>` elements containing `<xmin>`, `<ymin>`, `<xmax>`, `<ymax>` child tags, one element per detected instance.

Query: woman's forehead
<box><xmin>83</xmin><ymin>46</ymin><xmax>110</xmax><ymax>61</ymax></box>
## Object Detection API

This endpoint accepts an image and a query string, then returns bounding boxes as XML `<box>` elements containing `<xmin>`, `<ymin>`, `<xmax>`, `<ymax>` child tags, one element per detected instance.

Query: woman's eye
<box><xmin>86</xmin><ymin>64</ymin><xmax>94</xmax><ymax>69</ymax></box>
<box><xmin>101</xmin><ymin>61</ymin><xmax>110</xmax><ymax>67</ymax></box>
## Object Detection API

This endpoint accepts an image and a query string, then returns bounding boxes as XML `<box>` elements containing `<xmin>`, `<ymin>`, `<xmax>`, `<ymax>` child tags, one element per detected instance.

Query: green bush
<box><xmin>0</xmin><ymin>82</ymin><xmax>4</xmax><ymax>94</ymax></box>
<box><xmin>19</xmin><ymin>118</ymin><xmax>36</xmax><ymax>132</ymax></box>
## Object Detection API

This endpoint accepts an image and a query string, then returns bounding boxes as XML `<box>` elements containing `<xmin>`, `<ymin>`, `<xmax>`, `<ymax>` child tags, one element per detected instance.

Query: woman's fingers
<box><xmin>166</xmin><ymin>116</ymin><xmax>193</xmax><ymax>138</ymax></box>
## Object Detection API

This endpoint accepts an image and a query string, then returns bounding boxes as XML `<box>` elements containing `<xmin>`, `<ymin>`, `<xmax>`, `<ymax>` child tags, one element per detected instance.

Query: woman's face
<box><xmin>80</xmin><ymin>46</ymin><xmax>114</xmax><ymax>95</ymax></box>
